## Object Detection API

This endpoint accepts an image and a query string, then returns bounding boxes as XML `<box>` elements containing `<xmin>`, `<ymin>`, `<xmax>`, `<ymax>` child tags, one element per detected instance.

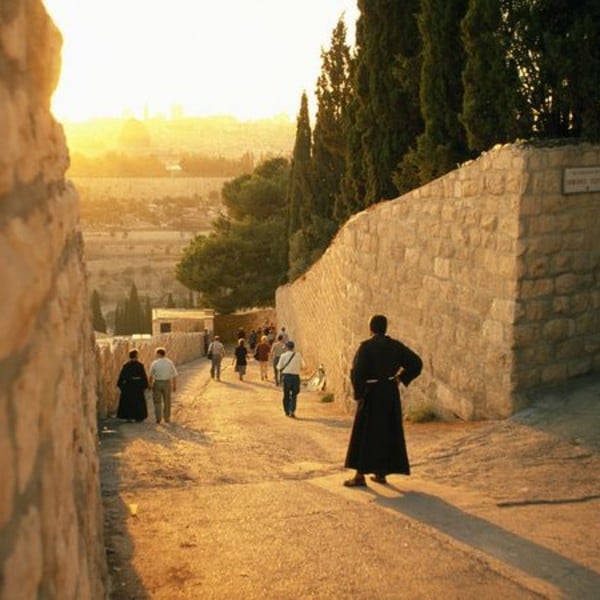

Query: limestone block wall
<box><xmin>96</xmin><ymin>332</ymin><xmax>203</xmax><ymax>417</ymax></box>
<box><xmin>276</xmin><ymin>144</ymin><xmax>600</xmax><ymax>419</ymax></box>
<box><xmin>513</xmin><ymin>145</ymin><xmax>600</xmax><ymax>390</ymax></box>
<box><xmin>0</xmin><ymin>2</ymin><xmax>107</xmax><ymax>598</ymax></box>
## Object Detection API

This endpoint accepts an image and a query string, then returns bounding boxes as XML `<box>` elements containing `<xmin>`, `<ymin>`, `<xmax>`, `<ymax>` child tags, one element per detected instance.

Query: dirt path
<box><xmin>100</xmin><ymin>360</ymin><xmax>600</xmax><ymax>599</ymax></box>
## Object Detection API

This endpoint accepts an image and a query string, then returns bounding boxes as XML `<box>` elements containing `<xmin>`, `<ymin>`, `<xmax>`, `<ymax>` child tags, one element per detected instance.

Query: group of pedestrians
<box><xmin>116</xmin><ymin>347</ymin><xmax>178</xmax><ymax>425</ymax></box>
<box><xmin>116</xmin><ymin>314</ymin><xmax>424</xmax><ymax>490</ymax></box>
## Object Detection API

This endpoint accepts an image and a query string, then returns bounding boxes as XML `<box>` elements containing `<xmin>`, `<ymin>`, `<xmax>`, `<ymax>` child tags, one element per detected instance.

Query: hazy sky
<box><xmin>43</xmin><ymin>0</ymin><xmax>358</xmax><ymax>122</ymax></box>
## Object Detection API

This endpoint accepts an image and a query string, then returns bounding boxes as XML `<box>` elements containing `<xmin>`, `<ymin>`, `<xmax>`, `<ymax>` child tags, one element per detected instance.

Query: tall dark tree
<box><xmin>339</xmin><ymin>0</ymin><xmax>424</xmax><ymax>215</ymax></box>
<box><xmin>143</xmin><ymin>296</ymin><xmax>152</xmax><ymax>333</ymax></box>
<box><xmin>166</xmin><ymin>293</ymin><xmax>176</xmax><ymax>308</ymax></box>
<box><xmin>287</xmin><ymin>92</ymin><xmax>316</xmax><ymax>280</ymax></box>
<box><xmin>287</xmin><ymin>92</ymin><xmax>313</xmax><ymax>238</ymax></box>
<box><xmin>409</xmin><ymin>0</ymin><xmax>471</xmax><ymax>184</ymax></box>
<box><xmin>313</xmin><ymin>17</ymin><xmax>353</xmax><ymax>222</ymax></box>
<box><xmin>114</xmin><ymin>299</ymin><xmax>127</xmax><ymax>335</ymax></box>
<box><xmin>507</xmin><ymin>0</ymin><xmax>600</xmax><ymax>140</ymax></box>
<box><xmin>461</xmin><ymin>0</ymin><xmax>524</xmax><ymax>153</ymax></box>
<box><xmin>90</xmin><ymin>289</ymin><xmax>107</xmax><ymax>333</ymax></box>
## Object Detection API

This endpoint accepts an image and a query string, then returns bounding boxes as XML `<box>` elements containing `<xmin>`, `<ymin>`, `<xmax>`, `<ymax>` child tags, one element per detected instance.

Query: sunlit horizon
<box><xmin>43</xmin><ymin>0</ymin><xmax>358</xmax><ymax>124</ymax></box>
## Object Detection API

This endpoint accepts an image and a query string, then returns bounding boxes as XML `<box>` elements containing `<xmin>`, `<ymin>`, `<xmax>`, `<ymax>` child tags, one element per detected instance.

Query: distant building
<box><xmin>152</xmin><ymin>308</ymin><xmax>214</xmax><ymax>336</ymax></box>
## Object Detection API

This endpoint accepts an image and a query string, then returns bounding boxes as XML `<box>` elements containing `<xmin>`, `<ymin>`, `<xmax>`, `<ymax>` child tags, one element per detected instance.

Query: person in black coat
<box><xmin>116</xmin><ymin>349</ymin><xmax>149</xmax><ymax>422</ymax></box>
<box><xmin>344</xmin><ymin>315</ymin><xmax>423</xmax><ymax>487</ymax></box>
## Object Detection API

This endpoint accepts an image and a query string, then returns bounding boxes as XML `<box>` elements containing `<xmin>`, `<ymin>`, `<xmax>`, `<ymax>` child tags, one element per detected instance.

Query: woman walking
<box><xmin>233</xmin><ymin>338</ymin><xmax>248</xmax><ymax>381</ymax></box>
<box><xmin>255</xmin><ymin>335</ymin><xmax>271</xmax><ymax>381</ymax></box>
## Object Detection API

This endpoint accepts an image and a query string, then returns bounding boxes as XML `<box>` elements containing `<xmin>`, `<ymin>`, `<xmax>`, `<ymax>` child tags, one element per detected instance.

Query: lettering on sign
<box><xmin>562</xmin><ymin>166</ymin><xmax>600</xmax><ymax>194</ymax></box>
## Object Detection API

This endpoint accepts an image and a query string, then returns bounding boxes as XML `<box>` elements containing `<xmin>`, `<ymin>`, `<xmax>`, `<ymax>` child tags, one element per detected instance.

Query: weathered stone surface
<box><xmin>0</xmin><ymin>2</ymin><xmax>107</xmax><ymax>598</ymax></box>
<box><xmin>277</xmin><ymin>144</ymin><xmax>599</xmax><ymax>420</ymax></box>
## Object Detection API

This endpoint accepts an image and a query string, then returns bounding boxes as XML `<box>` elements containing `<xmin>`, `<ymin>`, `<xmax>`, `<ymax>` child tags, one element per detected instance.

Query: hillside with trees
<box><xmin>176</xmin><ymin>1</ymin><xmax>600</xmax><ymax>313</ymax></box>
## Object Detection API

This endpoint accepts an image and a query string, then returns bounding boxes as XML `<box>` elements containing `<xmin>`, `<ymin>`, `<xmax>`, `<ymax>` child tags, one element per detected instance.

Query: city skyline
<box><xmin>43</xmin><ymin>0</ymin><xmax>358</xmax><ymax>123</ymax></box>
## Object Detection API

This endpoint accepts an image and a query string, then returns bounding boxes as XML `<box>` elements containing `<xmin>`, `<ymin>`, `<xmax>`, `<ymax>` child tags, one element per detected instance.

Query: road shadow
<box><xmin>375</xmin><ymin>490</ymin><xmax>600</xmax><ymax>599</ymax></box>
<box><xmin>294</xmin><ymin>415</ymin><xmax>350</xmax><ymax>429</ymax></box>
<box><xmin>99</xmin><ymin>421</ymin><xmax>151</xmax><ymax>600</ymax></box>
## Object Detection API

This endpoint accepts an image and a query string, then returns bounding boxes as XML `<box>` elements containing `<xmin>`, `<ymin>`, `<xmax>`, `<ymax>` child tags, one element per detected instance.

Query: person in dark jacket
<box><xmin>233</xmin><ymin>338</ymin><xmax>248</xmax><ymax>381</ymax></box>
<box><xmin>117</xmin><ymin>349</ymin><xmax>149</xmax><ymax>422</ymax></box>
<box><xmin>344</xmin><ymin>315</ymin><xmax>423</xmax><ymax>487</ymax></box>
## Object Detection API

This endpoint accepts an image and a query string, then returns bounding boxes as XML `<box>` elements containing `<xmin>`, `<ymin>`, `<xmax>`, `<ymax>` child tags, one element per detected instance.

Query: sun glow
<box><xmin>43</xmin><ymin>0</ymin><xmax>358</xmax><ymax>122</ymax></box>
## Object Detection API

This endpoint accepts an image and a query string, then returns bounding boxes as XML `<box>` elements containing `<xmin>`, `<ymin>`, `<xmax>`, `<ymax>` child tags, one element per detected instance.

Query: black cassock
<box><xmin>116</xmin><ymin>360</ymin><xmax>149</xmax><ymax>421</ymax></box>
<box><xmin>345</xmin><ymin>334</ymin><xmax>423</xmax><ymax>475</ymax></box>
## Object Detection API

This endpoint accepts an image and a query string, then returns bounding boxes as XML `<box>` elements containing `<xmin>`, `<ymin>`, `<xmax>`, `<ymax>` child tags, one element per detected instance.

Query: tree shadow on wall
<box><xmin>99</xmin><ymin>419</ymin><xmax>151</xmax><ymax>600</ymax></box>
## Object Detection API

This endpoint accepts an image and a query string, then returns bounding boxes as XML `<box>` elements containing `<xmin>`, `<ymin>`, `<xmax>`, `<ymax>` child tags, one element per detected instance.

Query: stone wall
<box><xmin>276</xmin><ymin>143</ymin><xmax>600</xmax><ymax>419</ymax></box>
<box><xmin>96</xmin><ymin>333</ymin><xmax>204</xmax><ymax>417</ymax></box>
<box><xmin>0</xmin><ymin>2</ymin><xmax>107</xmax><ymax>598</ymax></box>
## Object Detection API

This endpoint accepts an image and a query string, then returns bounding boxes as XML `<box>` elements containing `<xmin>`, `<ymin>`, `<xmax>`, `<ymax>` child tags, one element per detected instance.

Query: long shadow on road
<box><xmin>100</xmin><ymin>419</ymin><xmax>151</xmax><ymax>600</ymax></box>
<box><xmin>376</xmin><ymin>490</ymin><xmax>600</xmax><ymax>600</ymax></box>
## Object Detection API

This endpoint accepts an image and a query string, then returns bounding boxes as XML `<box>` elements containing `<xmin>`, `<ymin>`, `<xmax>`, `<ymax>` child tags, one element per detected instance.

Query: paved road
<box><xmin>100</xmin><ymin>359</ymin><xmax>600</xmax><ymax>599</ymax></box>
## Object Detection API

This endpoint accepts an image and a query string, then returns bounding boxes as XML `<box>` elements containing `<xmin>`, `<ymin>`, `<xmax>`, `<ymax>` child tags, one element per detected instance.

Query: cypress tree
<box><xmin>166</xmin><ymin>293</ymin><xmax>176</xmax><ymax>308</ymax></box>
<box><xmin>90</xmin><ymin>289</ymin><xmax>107</xmax><ymax>333</ymax></box>
<box><xmin>287</xmin><ymin>92</ymin><xmax>315</xmax><ymax>279</ymax></box>
<box><xmin>411</xmin><ymin>0</ymin><xmax>471</xmax><ymax>183</ymax></box>
<box><xmin>508</xmin><ymin>0</ymin><xmax>600</xmax><ymax>140</ymax></box>
<box><xmin>114</xmin><ymin>299</ymin><xmax>126</xmax><ymax>335</ymax></box>
<box><xmin>287</xmin><ymin>92</ymin><xmax>313</xmax><ymax>238</ymax></box>
<box><xmin>125</xmin><ymin>283</ymin><xmax>144</xmax><ymax>334</ymax></box>
<box><xmin>313</xmin><ymin>17</ymin><xmax>353</xmax><ymax>222</ymax></box>
<box><xmin>144</xmin><ymin>296</ymin><xmax>152</xmax><ymax>334</ymax></box>
<box><xmin>338</xmin><ymin>0</ymin><xmax>423</xmax><ymax>213</ymax></box>
<box><xmin>461</xmin><ymin>0</ymin><xmax>524</xmax><ymax>153</ymax></box>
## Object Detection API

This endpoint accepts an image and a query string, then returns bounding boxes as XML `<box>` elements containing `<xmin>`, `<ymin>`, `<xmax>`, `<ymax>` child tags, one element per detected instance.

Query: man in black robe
<box><xmin>344</xmin><ymin>315</ymin><xmax>423</xmax><ymax>487</ymax></box>
<box><xmin>117</xmin><ymin>349</ymin><xmax>149</xmax><ymax>422</ymax></box>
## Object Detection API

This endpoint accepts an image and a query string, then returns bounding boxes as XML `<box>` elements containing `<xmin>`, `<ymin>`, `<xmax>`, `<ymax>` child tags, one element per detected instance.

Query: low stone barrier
<box><xmin>95</xmin><ymin>332</ymin><xmax>203</xmax><ymax>417</ymax></box>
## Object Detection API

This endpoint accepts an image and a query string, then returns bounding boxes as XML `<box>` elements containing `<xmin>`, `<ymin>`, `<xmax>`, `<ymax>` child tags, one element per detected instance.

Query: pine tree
<box><xmin>90</xmin><ymin>289</ymin><xmax>107</xmax><ymax>333</ymax></box>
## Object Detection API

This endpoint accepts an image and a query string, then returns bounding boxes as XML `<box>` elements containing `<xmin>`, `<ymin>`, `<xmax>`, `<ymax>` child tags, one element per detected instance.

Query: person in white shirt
<box><xmin>276</xmin><ymin>340</ymin><xmax>302</xmax><ymax>418</ymax></box>
<box><xmin>149</xmin><ymin>347</ymin><xmax>178</xmax><ymax>423</ymax></box>
<box><xmin>207</xmin><ymin>336</ymin><xmax>225</xmax><ymax>381</ymax></box>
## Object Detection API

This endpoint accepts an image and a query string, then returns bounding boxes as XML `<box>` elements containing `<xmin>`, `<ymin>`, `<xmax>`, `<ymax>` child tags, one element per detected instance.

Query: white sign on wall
<box><xmin>563</xmin><ymin>166</ymin><xmax>600</xmax><ymax>194</ymax></box>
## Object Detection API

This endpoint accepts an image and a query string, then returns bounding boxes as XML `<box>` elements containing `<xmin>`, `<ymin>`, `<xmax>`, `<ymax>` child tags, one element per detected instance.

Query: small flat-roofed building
<box><xmin>152</xmin><ymin>308</ymin><xmax>215</xmax><ymax>337</ymax></box>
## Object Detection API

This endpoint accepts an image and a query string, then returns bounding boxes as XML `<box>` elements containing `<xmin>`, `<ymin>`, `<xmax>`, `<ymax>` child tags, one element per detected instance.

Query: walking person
<box><xmin>233</xmin><ymin>338</ymin><xmax>248</xmax><ymax>381</ymax></box>
<box><xmin>249</xmin><ymin>329</ymin><xmax>258</xmax><ymax>351</ymax></box>
<box><xmin>270</xmin><ymin>334</ymin><xmax>286</xmax><ymax>386</ymax></box>
<box><xmin>279</xmin><ymin>326</ymin><xmax>289</xmax><ymax>345</ymax></box>
<box><xmin>149</xmin><ymin>347</ymin><xmax>178</xmax><ymax>424</ymax></box>
<box><xmin>255</xmin><ymin>335</ymin><xmax>271</xmax><ymax>381</ymax></box>
<box><xmin>208</xmin><ymin>335</ymin><xmax>225</xmax><ymax>381</ymax></box>
<box><xmin>277</xmin><ymin>340</ymin><xmax>302</xmax><ymax>418</ymax></box>
<box><xmin>116</xmin><ymin>349</ymin><xmax>149</xmax><ymax>422</ymax></box>
<box><xmin>343</xmin><ymin>315</ymin><xmax>423</xmax><ymax>487</ymax></box>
